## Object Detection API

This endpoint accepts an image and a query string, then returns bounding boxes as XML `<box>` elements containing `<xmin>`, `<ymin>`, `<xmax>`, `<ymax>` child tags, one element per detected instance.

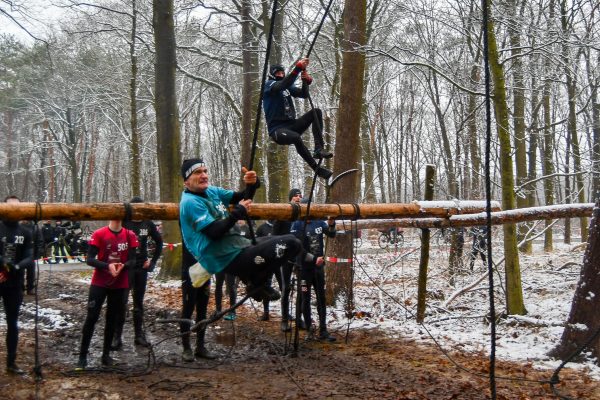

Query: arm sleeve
<box><xmin>86</xmin><ymin>245</ymin><xmax>109</xmax><ymax>270</ymax></box>
<box><xmin>149</xmin><ymin>223</ymin><xmax>163</xmax><ymax>263</ymax></box>
<box><xmin>201</xmin><ymin>216</ymin><xmax>238</xmax><ymax>240</ymax></box>
<box><xmin>268</xmin><ymin>67</ymin><xmax>302</xmax><ymax>93</ymax></box>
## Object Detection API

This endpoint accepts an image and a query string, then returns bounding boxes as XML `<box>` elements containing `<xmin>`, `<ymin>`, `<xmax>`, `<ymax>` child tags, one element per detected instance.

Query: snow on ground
<box><xmin>321</xmin><ymin>230</ymin><xmax>600</xmax><ymax>380</ymax></box>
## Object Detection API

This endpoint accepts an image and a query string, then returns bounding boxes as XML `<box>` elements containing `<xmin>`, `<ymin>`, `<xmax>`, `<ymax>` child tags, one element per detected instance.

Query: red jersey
<box><xmin>88</xmin><ymin>226</ymin><xmax>139</xmax><ymax>289</ymax></box>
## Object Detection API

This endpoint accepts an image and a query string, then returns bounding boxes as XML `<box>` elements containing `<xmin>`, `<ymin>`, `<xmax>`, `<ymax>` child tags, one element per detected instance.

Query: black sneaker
<box><xmin>101</xmin><ymin>354</ymin><xmax>115</xmax><ymax>366</ymax></box>
<box><xmin>6</xmin><ymin>364</ymin><xmax>25</xmax><ymax>375</ymax></box>
<box><xmin>313</xmin><ymin>148</ymin><xmax>333</xmax><ymax>159</ymax></box>
<box><xmin>181</xmin><ymin>348</ymin><xmax>194</xmax><ymax>362</ymax></box>
<box><xmin>318</xmin><ymin>330</ymin><xmax>336</xmax><ymax>342</ymax></box>
<box><xmin>134</xmin><ymin>335</ymin><xmax>149</xmax><ymax>347</ymax></box>
<box><xmin>261</xmin><ymin>286</ymin><xmax>281</xmax><ymax>301</ymax></box>
<box><xmin>194</xmin><ymin>346</ymin><xmax>217</xmax><ymax>360</ymax></box>
<box><xmin>316</xmin><ymin>166</ymin><xmax>333</xmax><ymax>180</ymax></box>
<box><xmin>76</xmin><ymin>355</ymin><xmax>87</xmax><ymax>370</ymax></box>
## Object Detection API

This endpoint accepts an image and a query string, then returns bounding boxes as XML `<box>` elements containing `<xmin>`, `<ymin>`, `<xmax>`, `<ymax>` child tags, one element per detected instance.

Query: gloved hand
<box><xmin>301</xmin><ymin>70</ymin><xmax>313</xmax><ymax>85</ymax></box>
<box><xmin>296</xmin><ymin>58</ymin><xmax>309</xmax><ymax>70</ymax></box>
<box><xmin>229</xmin><ymin>204</ymin><xmax>248</xmax><ymax>220</ymax></box>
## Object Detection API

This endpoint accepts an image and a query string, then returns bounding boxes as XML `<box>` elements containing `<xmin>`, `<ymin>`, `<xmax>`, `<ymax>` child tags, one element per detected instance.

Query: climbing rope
<box><xmin>481</xmin><ymin>0</ymin><xmax>497</xmax><ymax>398</ymax></box>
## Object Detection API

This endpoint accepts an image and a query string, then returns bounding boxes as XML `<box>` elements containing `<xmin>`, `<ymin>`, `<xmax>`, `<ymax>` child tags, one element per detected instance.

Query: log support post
<box><xmin>417</xmin><ymin>165</ymin><xmax>435</xmax><ymax>323</ymax></box>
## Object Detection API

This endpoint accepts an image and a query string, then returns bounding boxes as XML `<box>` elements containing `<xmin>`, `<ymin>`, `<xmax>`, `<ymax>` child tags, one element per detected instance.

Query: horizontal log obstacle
<box><xmin>0</xmin><ymin>200</ymin><xmax>500</xmax><ymax>222</ymax></box>
<box><xmin>334</xmin><ymin>203</ymin><xmax>595</xmax><ymax>230</ymax></box>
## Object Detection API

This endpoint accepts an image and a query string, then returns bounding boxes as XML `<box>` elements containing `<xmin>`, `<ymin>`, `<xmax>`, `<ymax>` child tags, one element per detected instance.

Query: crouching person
<box><xmin>178</xmin><ymin>158</ymin><xmax>302</xmax><ymax>303</ymax></box>
<box><xmin>77</xmin><ymin>220</ymin><xmax>138</xmax><ymax>369</ymax></box>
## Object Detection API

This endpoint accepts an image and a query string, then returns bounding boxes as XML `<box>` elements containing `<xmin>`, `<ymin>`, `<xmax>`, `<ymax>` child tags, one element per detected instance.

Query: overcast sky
<box><xmin>1</xmin><ymin>0</ymin><xmax>65</xmax><ymax>44</ymax></box>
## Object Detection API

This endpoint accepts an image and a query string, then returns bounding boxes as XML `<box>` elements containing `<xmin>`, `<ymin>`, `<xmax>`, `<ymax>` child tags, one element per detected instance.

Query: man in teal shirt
<box><xmin>179</xmin><ymin>158</ymin><xmax>301</xmax><ymax>301</ymax></box>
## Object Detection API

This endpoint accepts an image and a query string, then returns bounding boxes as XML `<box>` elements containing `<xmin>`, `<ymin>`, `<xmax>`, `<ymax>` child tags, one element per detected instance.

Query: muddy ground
<box><xmin>0</xmin><ymin>268</ymin><xmax>599</xmax><ymax>400</ymax></box>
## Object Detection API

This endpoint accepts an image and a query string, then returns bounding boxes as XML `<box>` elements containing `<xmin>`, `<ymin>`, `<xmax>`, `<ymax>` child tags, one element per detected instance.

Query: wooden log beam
<box><xmin>0</xmin><ymin>200</ymin><xmax>499</xmax><ymax>221</ymax></box>
<box><xmin>335</xmin><ymin>203</ymin><xmax>595</xmax><ymax>230</ymax></box>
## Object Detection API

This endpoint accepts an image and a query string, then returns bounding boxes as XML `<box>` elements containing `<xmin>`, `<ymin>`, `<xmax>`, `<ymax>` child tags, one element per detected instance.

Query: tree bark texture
<box><xmin>153</xmin><ymin>0</ymin><xmax>182</xmax><ymax>277</ymax></box>
<box><xmin>325</xmin><ymin>0</ymin><xmax>366</xmax><ymax>307</ymax></box>
<box><xmin>486</xmin><ymin>0</ymin><xmax>526</xmax><ymax>315</ymax></box>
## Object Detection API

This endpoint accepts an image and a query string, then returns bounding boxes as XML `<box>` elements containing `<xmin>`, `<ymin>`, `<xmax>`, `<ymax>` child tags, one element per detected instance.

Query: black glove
<box><xmin>229</xmin><ymin>204</ymin><xmax>248</xmax><ymax>221</ymax></box>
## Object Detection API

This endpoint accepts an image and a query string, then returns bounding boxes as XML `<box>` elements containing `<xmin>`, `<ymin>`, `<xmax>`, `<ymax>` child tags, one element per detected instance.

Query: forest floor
<box><xmin>1</xmin><ymin>236</ymin><xmax>600</xmax><ymax>399</ymax></box>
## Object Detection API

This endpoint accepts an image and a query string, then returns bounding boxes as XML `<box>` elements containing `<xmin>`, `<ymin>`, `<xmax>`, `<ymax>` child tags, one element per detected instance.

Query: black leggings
<box><xmin>180</xmin><ymin>279</ymin><xmax>210</xmax><ymax>349</ymax></box>
<box><xmin>79</xmin><ymin>285</ymin><xmax>127</xmax><ymax>356</ymax></box>
<box><xmin>224</xmin><ymin>234</ymin><xmax>301</xmax><ymax>287</ymax></box>
<box><xmin>1</xmin><ymin>285</ymin><xmax>23</xmax><ymax>366</ymax></box>
<box><xmin>214</xmin><ymin>272</ymin><xmax>237</xmax><ymax>312</ymax></box>
<box><xmin>270</xmin><ymin>109</ymin><xmax>324</xmax><ymax>169</ymax></box>
<box><xmin>263</xmin><ymin>261</ymin><xmax>294</xmax><ymax>319</ymax></box>
<box><xmin>300</xmin><ymin>264</ymin><xmax>327</xmax><ymax>332</ymax></box>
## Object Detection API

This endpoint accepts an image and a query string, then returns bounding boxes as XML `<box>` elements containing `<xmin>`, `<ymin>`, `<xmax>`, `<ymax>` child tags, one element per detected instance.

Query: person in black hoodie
<box><xmin>262</xmin><ymin>58</ymin><xmax>333</xmax><ymax>181</ymax></box>
<box><xmin>112</xmin><ymin>197</ymin><xmax>164</xmax><ymax>350</ymax></box>
<box><xmin>0</xmin><ymin>196</ymin><xmax>34</xmax><ymax>374</ymax></box>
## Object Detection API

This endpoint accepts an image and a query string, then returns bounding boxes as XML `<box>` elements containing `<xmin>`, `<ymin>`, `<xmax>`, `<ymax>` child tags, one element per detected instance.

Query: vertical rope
<box><xmin>482</xmin><ymin>0</ymin><xmax>497</xmax><ymax>398</ymax></box>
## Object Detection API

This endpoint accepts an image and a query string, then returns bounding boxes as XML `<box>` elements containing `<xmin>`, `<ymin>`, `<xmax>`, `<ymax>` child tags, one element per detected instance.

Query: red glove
<box><xmin>296</xmin><ymin>58</ymin><xmax>309</xmax><ymax>70</ymax></box>
<box><xmin>301</xmin><ymin>70</ymin><xmax>313</xmax><ymax>85</ymax></box>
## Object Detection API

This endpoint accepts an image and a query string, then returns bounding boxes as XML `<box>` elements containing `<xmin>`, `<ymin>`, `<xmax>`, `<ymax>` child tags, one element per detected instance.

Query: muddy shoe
<box><xmin>313</xmin><ymin>148</ymin><xmax>333</xmax><ymax>159</ymax></box>
<box><xmin>134</xmin><ymin>335</ymin><xmax>149</xmax><ymax>347</ymax></box>
<box><xmin>194</xmin><ymin>346</ymin><xmax>217</xmax><ymax>360</ymax></box>
<box><xmin>318</xmin><ymin>330</ymin><xmax>337</xmax><ymax>342</ymax></box>
<box><xmin>101</xmin><ymin>354</ymin><xmax>115</xmax><ymax>367</ymax></box>
<box><xmin>316</xmin><ymin>166</ymin><xmax>333</xmax><ymax>180</ymax></box>
<box><xmin>280</xmin><ymin>320</ymin><xmax>291</xmax><ymax>332</ymax></box>
<box><xmin>181</xmin><ymin>348</ymin><xmax>194</xmax><ymax>362</ymax></box>
<box><xmin>110</xmin><ymin>337</ymin><xmax>123</xmax><ymax>351</ymax></box>
<box><xmin>6</xmin><ymin>364</ymin><xmax>25</xmax><ymax>375</ymax></box>
<box><xmin>76</xmin><ymin>355</ymin><xmax>87</xmax><ymax>370</ymax></box>
<box><xmin>258</xmin><ymin>312</ymin><xmax>269</xmax><ymax>321</ymax></box>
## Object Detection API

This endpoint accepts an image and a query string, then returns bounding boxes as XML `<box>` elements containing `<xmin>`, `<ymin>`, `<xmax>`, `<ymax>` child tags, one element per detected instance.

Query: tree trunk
<box><xmin>326</xmin><ymin>0</ymin><xmax>366</xmax><ymax>307</ymax></box>
<box><xmin>549</xmin><ymin>200</ymin><xmax>600</xmax><ymax>361</ymax></box>
<box><xmin>263</xmin><ymin>2</ymin><xmax>288</xmax><ymax>203</ymax></box>
<box><xmin>486</xmin><ymin>0</ymin><xmax>526</xmax><ymax>315</ymax></box>
<box><xmin>541</xmin><ymin>0</ymin><xmax>556</xmax><ymax>252</ymax></box>
<box><xmin>129</xmin><ymin>0</ymin><xmax>141</xmax><ymax>197</ymax></box>
<box><xmin>508</xmin><ymin>0</ymin><xmax>531</xmax><ymax>254</ymax></box>
<box><xmin>153</xmin><ymin>0</ymin><xmax>182</xmax><ymax>278</ymax></box>
<box><xmin>561</xmin><ymin>0</ymin><xmax>586</xmax><ymax>242</ymax></box>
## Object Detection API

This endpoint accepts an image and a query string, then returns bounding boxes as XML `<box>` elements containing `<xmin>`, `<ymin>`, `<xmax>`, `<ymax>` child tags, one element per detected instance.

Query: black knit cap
<box><xmin>130</xmin><ymin>196</ymin><xmax>144</xmax><ymax>203</ymax></box>
<box><xmin>181</xmin><ymin>158</ymin><xmax>205</xmax><ymax>180</ymax></box>
<box><xmin>269</xmin><ymin>64</ymin><xmax>285</xmax><ymax>79</ymax></box>
<box><xmin>288</xmin><ymin>188</ymin><xmax>302</xmax><ymax>201</ymax></box>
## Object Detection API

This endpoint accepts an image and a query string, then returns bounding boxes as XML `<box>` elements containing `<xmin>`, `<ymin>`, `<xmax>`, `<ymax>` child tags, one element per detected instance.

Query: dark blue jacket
<box><xmin>262</xmin><ymin>66</ymin><xmax>309</xmax><ymax>134</ymax></box>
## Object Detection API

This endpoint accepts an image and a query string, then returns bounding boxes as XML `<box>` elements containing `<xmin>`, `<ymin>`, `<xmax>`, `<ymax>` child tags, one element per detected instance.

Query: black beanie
<box><xmin>181</xmin><ymin>158</ymin><xmax>205</xmax><ymax>180</ymax></box>
<box><xmin>130</xmin><ymin>196</ymin><xmax>144</xmax><ymax>203</ymax></box>
<box><xmin>288</xmin><ymin>188</ymin><xmax>302</xmax><ymax>201</ymax></box>
<box><xmin>269</xmin><ymin>64</ymin><xmax>285</xmax><ymax>80</ymax></box>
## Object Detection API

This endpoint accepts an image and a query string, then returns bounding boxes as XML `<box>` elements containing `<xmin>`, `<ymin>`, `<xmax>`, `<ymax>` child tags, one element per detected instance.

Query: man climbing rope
<box><xmin>262</xmin><ymin>57</ymin><xmax>333</xmax><ymax>181</ymax></box>
<box><xmin>179</xmin><ymin>158</ymin><xmax>302</xmax><ymax>302</ymax></box>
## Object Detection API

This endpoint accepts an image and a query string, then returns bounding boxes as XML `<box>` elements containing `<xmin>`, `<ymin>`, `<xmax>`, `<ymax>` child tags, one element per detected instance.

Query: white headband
<box><xmin>184</xmin><ymin>162</ymin><xmax>206</xmax><ymax>180</ymax></box>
